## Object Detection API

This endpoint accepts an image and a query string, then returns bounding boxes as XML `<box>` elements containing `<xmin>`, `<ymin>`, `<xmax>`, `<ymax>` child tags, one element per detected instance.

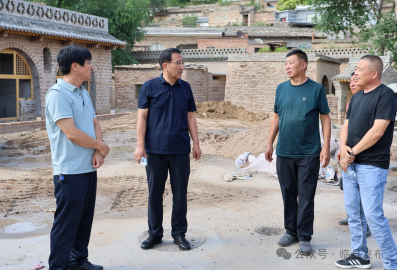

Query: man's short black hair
<box><xmin>159</xmin><ymin>48</ymin><xmax>181</xmax><ymax>69</ymax></box>
<box><xmin>351</xmin><ymin>72</ymin><xmax>355</xmax><ymax>77</ymax></box>
<box><xmin>286</xmin><ymin>49</ymin><xmax>308</xmax><ymax>65</ymax></box>
<box><xmin>361</xmin><ymin>54</ymin><xmax>383</xmax><ymax>79</ymax></box>
<box><xmin>57</xmin><ymin>45</ymin><xmax>92</xmax><ymax>75</ymax></box>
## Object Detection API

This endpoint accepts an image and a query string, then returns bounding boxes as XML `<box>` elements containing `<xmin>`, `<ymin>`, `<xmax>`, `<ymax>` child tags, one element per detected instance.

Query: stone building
<box><xmin>114</xmin><ymin>64</ymin><xmax>225</xmax><ymax>111</ymax></box>
<box><xmin>224</xmin><ymin>52</ymin><xmax>341</xmax><ymax>120</ymax></box>
<box><xmin>0</xmin><ymin>0</ymin><xmax>125</xmax><ymax>121</ymax></box>
<box><xmin>332</xmin><ymin>54</ymin><xmax>397</xmax><ymax>123</ymax></box>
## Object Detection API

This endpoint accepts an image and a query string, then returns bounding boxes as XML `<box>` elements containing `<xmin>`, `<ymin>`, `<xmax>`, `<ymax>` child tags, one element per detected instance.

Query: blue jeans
<box><xmin>343</xmin><ymin>163</ymin><xmax>397</xmax><ymax>270</ymax></box>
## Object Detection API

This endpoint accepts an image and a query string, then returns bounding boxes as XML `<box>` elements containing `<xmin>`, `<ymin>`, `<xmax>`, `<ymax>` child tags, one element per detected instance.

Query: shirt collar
<box><xmin>57</xmin><ymin>79</ymin><xmax>84</xmax><ymax>92</ymax></box>
<box><xmin>159</xmin><ymin>73</ymin><xmax>182</xmax><ymax>85</ymax></box>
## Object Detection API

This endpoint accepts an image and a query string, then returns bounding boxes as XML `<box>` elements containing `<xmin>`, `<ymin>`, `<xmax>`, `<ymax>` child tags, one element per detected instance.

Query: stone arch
<box><xmin>43</xmin><ymin>47</ymin><xmax>52</xmax><ymax>73</ymax></box>
<box><xmin>0</xmin><ymin>43</ymin><xmax>42</xmax><ymax>117</ymax></box>
<box><xmin>322</xmin><ymin>75</ymin><xmax>330</xmax><ymax>94</ymax></box>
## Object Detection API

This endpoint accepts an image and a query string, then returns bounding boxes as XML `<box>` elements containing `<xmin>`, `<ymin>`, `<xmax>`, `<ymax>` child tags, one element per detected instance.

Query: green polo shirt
<box><xmin>274</xmin><ymin>78</ymin><xmax>330</xmax><ymax>158</ymax></box>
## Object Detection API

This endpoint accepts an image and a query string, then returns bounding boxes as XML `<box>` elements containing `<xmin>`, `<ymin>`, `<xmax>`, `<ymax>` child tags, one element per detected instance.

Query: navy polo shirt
<box><xmin>138</xmin><ymin>74</ymin><xmax>197</xmax><ymax>155</ymax></box>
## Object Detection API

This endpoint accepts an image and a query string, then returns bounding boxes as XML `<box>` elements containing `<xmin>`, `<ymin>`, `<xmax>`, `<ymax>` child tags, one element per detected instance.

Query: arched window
<box><xmin>43</xmin><ymin>48</ymin><xmax>52</xmax><ymax>73</ymax></box>
<box><xmin>0</xmin><ymin>49</ymin><xmax>33</xmax><ymax>119</ymax></box>
<box><xmin>322</xmin><ymin>75</ymin><xmax>330</xmax><ymax>94</ymax></box>
<box><xmin>149</xmin><ymin>43</ymin><xmax>166</xmax><ymax>51</ymax></box>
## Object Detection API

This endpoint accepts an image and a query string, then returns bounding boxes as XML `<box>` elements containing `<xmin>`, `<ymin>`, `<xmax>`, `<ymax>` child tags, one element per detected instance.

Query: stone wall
<box><xmin>208</xmin><ymin>5</ymin><xmax>242</xmax><ymax>27</ymax></box>
<box><xmin>193</xmin><ymin>62</ymin><xmax>228</xmax><ymax>74</ymax></box>
<box><xmin>197</xmin><ymin>37</ymin><xmax>248</xmax><ymax>50</ymax></box>
<box><xmin>252</xmin><ymin>12</ymin><xmax>275</xmax><ymax>24</ymax></box>
<box><xmin>114</xmin><ymin>65</ymin><xmax>209</xmax><ymax>111</ymax></box>
<box><xmin>207</xmin><ymin>74</ymin><xmax>226</xmax><ymax>102</ymax></box>
<box><xmin>0</xmin><ymin>34</ymin><xmax>113</xmax><ymax>119</ymax></box>
<box><xmin>19</xmin><ymin>100</ymin><xmax>36</xmax><ymax>121</ymax></box>
<box><xmin>134</xmin><ymin>36</ymin><xmax>198</xmax><ymax>51</ymax></box>
<box><xmin>327</xmin><ymin>95</ymin><xmax>338</xmax><ymax>122</ymax></box>
<box><xmin>225</xmin><ymin>53</ymin><xmax>339</xmax><ymax>113</ymax></box>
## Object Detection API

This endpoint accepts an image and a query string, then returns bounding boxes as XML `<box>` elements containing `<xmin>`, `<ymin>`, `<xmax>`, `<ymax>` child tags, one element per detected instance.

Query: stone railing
<box><xmin>308</xmin><ymin>48</ymin><xmax>369</xmax><ymax>56</ymax></box>
<box><xmin>132</xmin><ymin>47</ymin><xmax>246</xmax><ymax>63</ymax></box>
<box><xmin>0</xmin><ymin>0</ymin><xmax>108</xmax><ymax>31</ymax></box>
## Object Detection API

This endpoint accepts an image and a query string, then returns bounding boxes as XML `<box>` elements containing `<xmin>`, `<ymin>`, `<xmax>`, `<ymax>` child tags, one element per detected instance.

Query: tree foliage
<box><xmin>25</xmin><ymin>0</ymin><xmax>152</xmax><ymax>68</ymax></box>
<box><xmin>276</xmin><ymin>0</ymin><xmax>310</xmax><ymax>11</ymax></box>
<box><xmin>311</xmin><ymin>0</ymin><xmax>397</xmax><ymax>63</ymax></box>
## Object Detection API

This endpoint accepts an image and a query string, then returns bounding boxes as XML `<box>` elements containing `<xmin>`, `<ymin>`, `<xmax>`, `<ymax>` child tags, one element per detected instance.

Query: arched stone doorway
<box><xmin>322</xmin><ymin>75</ymin><xmax>330</xmax><ymax>94</ymax></box>
<box><xmin>0</xmin><ymin>49</ymin><xmax>39</xmax><ymax>120</ymax></box>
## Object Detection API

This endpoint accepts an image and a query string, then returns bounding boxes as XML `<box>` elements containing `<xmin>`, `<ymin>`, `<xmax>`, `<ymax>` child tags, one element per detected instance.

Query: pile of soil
<box><xmin>195</xmin><ymin>101</ymin><xmax>269</xmax><ymax>122</ymax></box>
<box><xmin>200</xmin><ymin>118</ymin><xmax>274</xmax><ymax>159</ymax></box>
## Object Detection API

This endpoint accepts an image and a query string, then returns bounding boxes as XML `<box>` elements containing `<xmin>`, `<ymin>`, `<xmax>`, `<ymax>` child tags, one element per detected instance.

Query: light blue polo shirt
<box><xmin>45</xmin><ymin>79</ymin><xmax>97</xmax><ymax>175</ymax></box>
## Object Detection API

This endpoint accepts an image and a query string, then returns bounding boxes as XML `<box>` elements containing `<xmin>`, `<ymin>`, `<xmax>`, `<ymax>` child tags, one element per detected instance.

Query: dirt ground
<box><xmin>1</xmin><ymin>102</ymin><xmax>397</xmax><ymax>269</ymax></box>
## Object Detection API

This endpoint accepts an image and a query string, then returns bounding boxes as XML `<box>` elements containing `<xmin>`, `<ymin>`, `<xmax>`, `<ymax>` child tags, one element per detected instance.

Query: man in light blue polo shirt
<box><xmin>46</xmin><ymin>45</ymin><xmax>109</xmax><ymax>270</ymax></box>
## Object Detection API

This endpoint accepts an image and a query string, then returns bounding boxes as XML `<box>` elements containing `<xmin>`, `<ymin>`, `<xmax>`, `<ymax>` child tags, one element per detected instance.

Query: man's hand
<box><xmin>320</xmin><ymin>147</ymin><xmax>330</xmax><ymax>168</ymax></box>
<box><xmin>193</xmin><ymin>144</ymin><xmax>201</xmax><ymax>161</ymax></box>
<box><xmin>340</xmin><ymin>145</ymin><xmax>355</xmax><ymax>165</ymax></box>
<box><xmin>99</xmin><ymin>142</ymin><xmax>110</xmax><ymax>158</ymax></box>
<box><xmin>265</xmin><ymin>143</ymin><xmax>273</xmax><ymax>162</ymax></box>
<box><xmin>134</xmin><ymin>146</ymin><xmax>147</xmax><ymax>163</ymax></box>
<box><xmin>340</xmin><ymin>159</ymin><xmax>349</xmax><ymax>173</ymax></box>
<box><xmin>92</xmin><ymin>150</ymin><xmax>104</xmax><ymax>168</ymax></box>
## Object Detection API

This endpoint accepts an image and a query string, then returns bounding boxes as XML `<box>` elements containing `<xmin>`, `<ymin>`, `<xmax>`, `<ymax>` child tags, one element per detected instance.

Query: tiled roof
<box><xmin>0</xmin><ymin>13</ymin><xmax>126</xmax><ymax>46</ymax></box>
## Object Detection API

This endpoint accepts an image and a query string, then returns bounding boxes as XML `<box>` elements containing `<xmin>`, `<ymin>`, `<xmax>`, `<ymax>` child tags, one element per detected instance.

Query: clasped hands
<box><xmin>337</xmin><ymin>145</ymin><xmax>355</xmax><ymax>173</ymax></box>
<box><xmin>93</xmin><ymin>141</ymin><xmax>110</xmax><ymax>169</ymax></box>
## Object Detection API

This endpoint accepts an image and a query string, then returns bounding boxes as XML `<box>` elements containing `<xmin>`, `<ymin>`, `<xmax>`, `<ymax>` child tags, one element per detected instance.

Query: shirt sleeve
<box><xmin>375</xmin><ymin>89</ymin><xmax>397</xmax><ymax>122</ymax></box>
<box><xmin>317</xmin><ymin>87</ymin><xmax>331</xmax><ymax>115</ymax></box>
<box><xmin>187</xmin><ymin>84</ymin><xmax>197</xmax><ymax>112</ymax></box>
<box><xmin>46</xmin><ymin>90</ymin><xmax>73</xmax><ymax>123</ymax></box>
<box><xmin>138</xmin><ymin>83</ymin><xmax>150</xmax><ymax>109</ymax></box>
<box><xmin>274</xmin><ymin>85</ymin><xmax>279</xmax><ymax>113</ymax></box>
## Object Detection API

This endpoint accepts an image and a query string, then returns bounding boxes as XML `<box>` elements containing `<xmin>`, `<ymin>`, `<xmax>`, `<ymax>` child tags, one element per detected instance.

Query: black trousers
<box><xmin>276</xmin><ymin>156</ymin><xmax>320</xmax><ymax>242</ymax></box>
<box><xmin>146</xmin><ymin>153</ymin><xmax>190</xmax><ymax>239</ymax></box>
<box><xmin>49</xmin><ymin>171</ymin><xmax>97</xmax><ymax>270</ymax></box>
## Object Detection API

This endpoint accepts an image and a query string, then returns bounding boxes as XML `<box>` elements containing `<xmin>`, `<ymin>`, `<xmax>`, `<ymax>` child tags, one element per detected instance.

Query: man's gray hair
<box><xmin>361</xmin><ymin>55</ymin><xmax>383</xmax><ymax>79</ymax></box>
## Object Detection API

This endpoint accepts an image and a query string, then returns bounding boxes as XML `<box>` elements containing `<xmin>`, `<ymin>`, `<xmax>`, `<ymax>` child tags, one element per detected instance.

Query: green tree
<box><xmin>25</xmin><ymin>0</ymin><xmax>152</xmax><ymax>68</ymax></box>
<box><xmin>311</xmin><ymin>0</ymin><xmax>397</xmax><ymax>63</ymax></box>
<box><xmin>276</xmin><ymin>0</ymin><xmax>310</xmax><ymax>11</ymax></box>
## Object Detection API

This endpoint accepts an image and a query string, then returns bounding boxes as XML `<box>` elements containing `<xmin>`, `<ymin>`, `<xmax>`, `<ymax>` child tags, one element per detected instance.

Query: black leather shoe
<box><xmin>141</xmin><ymin>235</ymin><xmax>162</xmax><ymax>250</ymax></box>
<box><xmin>69</xmin><ymin>261</ymin><xmax>103</xmax><ymax>270</ymax></box>
<box><xmin>173</xmin><ymin>236</ymin><xmax>191</xmax><ymax>251</ymax></box>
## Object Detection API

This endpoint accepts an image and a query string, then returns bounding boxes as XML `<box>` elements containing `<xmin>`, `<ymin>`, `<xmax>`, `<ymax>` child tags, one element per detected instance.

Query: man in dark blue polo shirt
<box><xmin>134</xmin><ymin>48</ymin><xmax>201</xmax><ymax>251</ymax></box>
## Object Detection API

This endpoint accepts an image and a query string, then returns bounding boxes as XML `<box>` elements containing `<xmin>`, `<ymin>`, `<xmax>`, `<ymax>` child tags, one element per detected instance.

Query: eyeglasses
<box><xmin>85</xmin><ymin>60</ymin><xmax>94</xmax><ymax>66</ymax></box>
<box><xmin>166</xmin><ymin>61</ymin><xmax>185</xmax><ymax>66</ymax></box>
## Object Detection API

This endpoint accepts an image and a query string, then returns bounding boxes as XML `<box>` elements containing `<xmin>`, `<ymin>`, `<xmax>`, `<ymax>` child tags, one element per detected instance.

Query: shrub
<box><xmin>274</xmin><ymin>47</ymin><xmax>289</xmax><ymax>52</ymax></box>
<box><xmin>258</xmin><ymin>46</ymin><xmax>271</xmax><ymax>52</ymax></box>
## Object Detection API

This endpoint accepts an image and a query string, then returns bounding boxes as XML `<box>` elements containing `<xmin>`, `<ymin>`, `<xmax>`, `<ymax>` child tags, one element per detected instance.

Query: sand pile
<box><xmin>200</xmin><ymin>118</ymin><xmax>274</xmax><ymax>159</ymax></box>
<box><xmin>195</xmin><ymin>101</ymin><xmax>269</xmax><ymax>122</ymax></box>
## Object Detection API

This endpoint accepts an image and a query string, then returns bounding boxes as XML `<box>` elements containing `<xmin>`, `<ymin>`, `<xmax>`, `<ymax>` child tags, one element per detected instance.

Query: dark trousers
<box><xmin>146</xmin><ymin>153</ymin><xmax>190</xmax><ymax>239</ymax></box>
<box><xmin>49</xmin><ymin>171</ymin><xmax>97</xmax><ymax>270</ymax></box>
<box><xmin>276</xmin><ymin>156</ymin><xmax>320</xmax><ymax>242</ymax></box>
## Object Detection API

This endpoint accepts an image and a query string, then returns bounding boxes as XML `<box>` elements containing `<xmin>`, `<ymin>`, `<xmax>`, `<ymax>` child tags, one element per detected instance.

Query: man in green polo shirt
<box><xmin>265</xmin><ymin>49</ymin><xmax>331</xmax><ymax>255</ymax></box>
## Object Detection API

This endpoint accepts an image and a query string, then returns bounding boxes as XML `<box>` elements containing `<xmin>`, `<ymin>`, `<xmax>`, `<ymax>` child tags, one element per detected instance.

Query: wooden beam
<box><xmin>61</xmin><ymin>40</ymin><xmax>74</xmax><ymax>46</ymax></box>
<box><xmin>30</xmin><ymin>35</ymin><xmax>44</xmax><ymax>42</ymax></box>
<box><xmin>0</xmin><ymin>31</ymin><xmax>8</xmax><ymax>38</ymax></box>
<box><xmin>87</xmin><ymin>43</ymin><xmax>99</xmax><ymax>49</ymax></box>
<box><xmin>105</xmin><ymin>45</ymin><xmax>117</xmax><ymax>51</ymax></box>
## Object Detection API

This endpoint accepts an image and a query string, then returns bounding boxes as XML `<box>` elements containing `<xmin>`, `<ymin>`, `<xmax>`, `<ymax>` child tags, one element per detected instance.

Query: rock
<box><xmin>207</xmin><ymin>108</ymin><xmax>215</xmax><ymax>113</ymax></box>
<box><xmin>202</xmin><ymin>113</ymin><xmax>207</xmax><ymax>117</ymax></box>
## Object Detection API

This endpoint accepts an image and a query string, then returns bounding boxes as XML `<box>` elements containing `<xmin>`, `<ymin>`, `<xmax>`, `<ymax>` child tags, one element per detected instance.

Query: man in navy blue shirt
<box><xmin>134</xmin><ymin>48</ymin><xmax>201</xmax><ymax>251</ymax></box>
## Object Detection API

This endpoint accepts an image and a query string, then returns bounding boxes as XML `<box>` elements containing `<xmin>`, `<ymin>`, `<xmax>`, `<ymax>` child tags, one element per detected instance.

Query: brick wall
<box><xmin>197</xmin><ymin>37</ymin><xmax>248</xmax><ymax>50</ymax></box>
<box><xmin>134</xmin><ymin>36</ymin><xmax>198</xmax><ymax>51</ymax></box>
<box><xmin>19</xmin><ymin>100</ymin><xmax>36</xmax><ymax>121</ymax></box>
<box><xmin>114</xmin><ymin>65</ymin><xmax>209</xmax><ymax>111</ymax></box>
<box><xmin>0</xmin><ymin>34</ymin><xmax>113</xmax><ymax>119</ymax></box>
<box><xmin>0</xmin><ymin>113</ymin><xmax>128</xmax><ymax>134</ymax></box>
<box><xmin>207</xmin><ymin>74</ymin><xmax>226</xmax><ymax>101</ymax></box>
